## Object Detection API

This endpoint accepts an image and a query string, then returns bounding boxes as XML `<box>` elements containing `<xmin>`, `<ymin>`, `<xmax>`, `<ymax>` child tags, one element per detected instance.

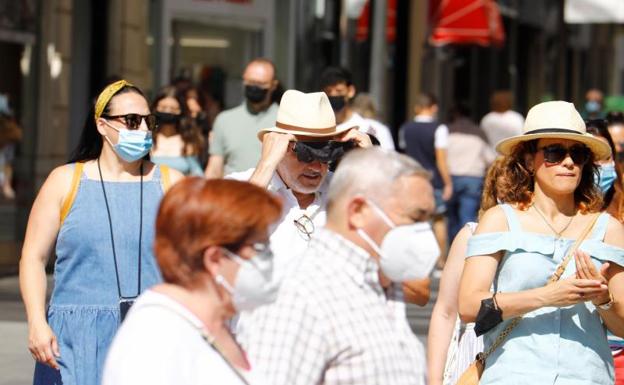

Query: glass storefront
<box><xmin>0</xmin><ymin>0</ymin><xmax>39</xmax><ymax>273</ymax></box>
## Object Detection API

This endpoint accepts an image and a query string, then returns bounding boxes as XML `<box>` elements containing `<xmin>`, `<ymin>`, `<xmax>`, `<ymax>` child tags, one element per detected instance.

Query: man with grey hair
<box><xmin>239</xmin><ymin>148</ymin><xmax>439</xmax><ymax>385</ymax></box>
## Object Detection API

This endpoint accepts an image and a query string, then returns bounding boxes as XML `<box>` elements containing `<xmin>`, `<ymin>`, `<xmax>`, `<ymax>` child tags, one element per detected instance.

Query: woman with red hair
<box><xmin>103</xmin><ymin>178</ymin><xmax>282</xmax><ymax>385</ymax></box>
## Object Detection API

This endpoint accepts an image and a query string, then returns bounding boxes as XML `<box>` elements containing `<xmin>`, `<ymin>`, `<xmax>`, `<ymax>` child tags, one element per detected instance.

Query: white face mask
<box><xmin>215</xmin><ymin>244</ymin><xmax>280</xmax><ymax>312</ymax></box>
<box><xmin>356</xmin><ymin>200</ymin><xmax>439</xmax><ymax>282</ymax></box>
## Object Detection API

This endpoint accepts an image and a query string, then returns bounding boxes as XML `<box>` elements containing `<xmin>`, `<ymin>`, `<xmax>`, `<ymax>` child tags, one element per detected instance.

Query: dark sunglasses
<box><xmin>291</xmin><ymin>140</ymin><xmax>356</xmax><ymax>164</ymax></box>
<box><xmin>101</xmin><ymin>113</ymin><xmax>158</xmax><ymax>131</ymax></box>
<box><xmin>538</xmin><ymin>144</ymin><xmax>591</xmax><ymax>165</ymax></box>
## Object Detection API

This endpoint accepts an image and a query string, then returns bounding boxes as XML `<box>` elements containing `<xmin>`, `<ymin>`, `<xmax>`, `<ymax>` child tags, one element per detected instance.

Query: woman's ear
<box><xmin>524</xmin><ymin>152</ymin><xmax>535</xmax><ymax>174</ymax></box>
<box><xmin>202</xmin><ymin>246</ymin><xmax>222</xmax><ymax>277</ymax></box>
<box><xmin>96</xmin><ymin>118</ymin><xmax>108</xmax><ymax>137</ymax></box>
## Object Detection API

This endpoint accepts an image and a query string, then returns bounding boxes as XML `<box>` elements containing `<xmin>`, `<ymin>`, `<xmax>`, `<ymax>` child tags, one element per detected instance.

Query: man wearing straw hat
<box><xmin>228</xmin><ymin>89</ymin><xmax>372</xmax><ymax>281</ymax></box>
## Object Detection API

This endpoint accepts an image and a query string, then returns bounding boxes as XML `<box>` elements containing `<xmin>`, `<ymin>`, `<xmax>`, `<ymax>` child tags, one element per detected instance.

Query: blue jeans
<box><xmin>447</xmin><ymin>175</ymin><xmax>483</xmax><ymax>241</ymax></box>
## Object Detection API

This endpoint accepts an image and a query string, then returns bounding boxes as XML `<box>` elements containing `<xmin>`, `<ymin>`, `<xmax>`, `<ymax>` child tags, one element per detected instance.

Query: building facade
<box><xmin>1</xmin><ymin>0</ymin><xmax>623</xmax><ymax>272</ymax></box>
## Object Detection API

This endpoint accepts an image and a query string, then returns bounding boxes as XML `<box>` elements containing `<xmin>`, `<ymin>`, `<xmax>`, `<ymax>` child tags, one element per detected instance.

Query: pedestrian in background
<box><xmin>480</xmin><ymin>90</ymin><xmax>524</xmax><ymax>151</ymax></box>
<box><xmin>398</xmin><ymin>93</ymin><xmax>453</xmax><ymax>268</ymax></box>
<box><xmin>586</xmin><ymin>119</ymin><xmax>624</xmax><ymax>384</ymax></box>
<box><xmin>446</xmin><ymin>102</ymin><xmax>495</xmax><ymax>242</ymax></box>
<box><xmin>320</xmin><ymin>67</ymin><xmax>394</xmax><ymax>149</ymax></box>
<box><xmin>205</xmin><ymin>58</ymin><xmax>279</xmax><ymax>178</ymax></box>
<box><xmin>608</xmin><ymin>111</ymin><xmax>624</xmax><ymax>166</ymax></box>
<box><xmin>351</xmin><ymin>92</ymin><xmax>396</xmax><ymax>150</ymax></box>
<box><xmin>103</xmin><ymin>178</ymin><xmax>282</xmax><ymax>385</ymax></box>
<box><xmin>460</xmin><ymin>101</ymin><xmax>624</xmax><ymax>384</ymax></box>
<box><xmin>582</xmin><ymin>88</ymin><xmax>606</xmax><ymax>119</ymax></box>
<box><xmin>20</xmin><ymin>80</ymin><xmax>182</xmax><ymax>385</ymax></box>
<box><xmin>0</xmin><ymin>94</ymin><xmax>22</xmax><ymax>199</ymax></box>
<box><xmin>150</xmin><ymin>86</ymin><xmax>205</xmax><ymax>176</ymax></box>
<box><xmin>427</xmin><ymin>158</ymin><xmax>506</xmax><ymax>385</ymax></box>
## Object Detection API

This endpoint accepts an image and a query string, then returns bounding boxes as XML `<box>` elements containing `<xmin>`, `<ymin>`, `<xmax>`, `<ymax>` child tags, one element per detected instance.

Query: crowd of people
<box><xmin>16</xmin><ymin>57</ymin><xmax>624</xmax><ymax>385</ymax></box>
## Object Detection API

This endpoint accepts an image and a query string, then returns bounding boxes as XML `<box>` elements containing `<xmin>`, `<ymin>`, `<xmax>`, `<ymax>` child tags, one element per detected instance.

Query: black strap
<box><xmin>98</xmin><ymin>158</ymin><xmax>143</xmax><ymax>299</ymax></box>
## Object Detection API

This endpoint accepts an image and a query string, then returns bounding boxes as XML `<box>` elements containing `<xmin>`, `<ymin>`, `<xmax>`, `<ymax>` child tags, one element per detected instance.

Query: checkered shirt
<box><xmin>238</xmin><ymin>228</ymin><xmax>425</xmax><ymax>385</ymax></box>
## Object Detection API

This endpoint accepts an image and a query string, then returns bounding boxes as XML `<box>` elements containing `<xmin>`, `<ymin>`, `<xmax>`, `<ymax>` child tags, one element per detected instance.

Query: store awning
<box><xmin>429</xmin><ymin>0</ymin><xmax>505</xmax><ymax>47</ymax></box>
<box><xmin>565</xmin><ymin>0</ymin><xmax>624</xmax><ymax>23</ymax></box>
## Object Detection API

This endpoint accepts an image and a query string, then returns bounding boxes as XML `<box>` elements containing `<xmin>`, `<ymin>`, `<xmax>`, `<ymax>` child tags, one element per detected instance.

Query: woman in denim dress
<box><xmin>20</xmin><ymin>80</ymin><xmax>182</xmax><ymax>385</ymax></box>
<box><xmin>459</xmin><ymin>101</ymin><xmax>624</xmax><ymax>384</ymax></box>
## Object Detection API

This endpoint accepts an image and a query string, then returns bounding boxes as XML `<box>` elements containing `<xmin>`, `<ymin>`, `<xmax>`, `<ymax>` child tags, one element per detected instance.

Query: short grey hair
<box><xmin>326</xmin><ymin>148</ymin><xmax>431</xmax><ymax>211</ymax></box>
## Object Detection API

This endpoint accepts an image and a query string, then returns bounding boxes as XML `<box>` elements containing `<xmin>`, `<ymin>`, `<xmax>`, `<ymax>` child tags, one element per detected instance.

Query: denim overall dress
<box><xmin>33</xmin><ymin>162</ymin><xmax>168</xmax><ymax>385</ymax></box>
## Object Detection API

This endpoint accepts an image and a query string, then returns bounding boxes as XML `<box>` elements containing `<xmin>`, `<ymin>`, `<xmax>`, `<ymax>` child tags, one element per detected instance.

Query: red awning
<box><xmin>429</xmin><ymin>0</ymin><xmax>505</xmax><ymax>47</ymax></box>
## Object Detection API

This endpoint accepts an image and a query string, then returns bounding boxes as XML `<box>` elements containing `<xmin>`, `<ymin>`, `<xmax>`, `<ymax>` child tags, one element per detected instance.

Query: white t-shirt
<box><xmin>338</xmin><ymin>111</ymin><xmax>396</xmax><ymax>151</ymax></box>
<box><xmin>480</xmin><ymin>110</ymin><xmax>524</xmax><ymax>149</ymax></box>
<box><xmin>102</xmin><ymin>290</ymin><xmax>262</xmax><ymax>385</ymax></box>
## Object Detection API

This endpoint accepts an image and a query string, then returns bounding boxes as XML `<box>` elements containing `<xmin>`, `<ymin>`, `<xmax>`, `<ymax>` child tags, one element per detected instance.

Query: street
<box><xmin>0</xmin><ymin>275</ymin><xmax>33</xmax><ymax>385</ymax></box>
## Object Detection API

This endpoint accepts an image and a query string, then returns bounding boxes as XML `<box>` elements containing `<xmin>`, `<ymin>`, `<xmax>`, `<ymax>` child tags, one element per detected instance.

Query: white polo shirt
<box><xmin>227</xmin><ymin>168</ymin><xmax>330</xmax><ymax>280</ymax></box>
<box><xmin>337</xmin><ymin>111</ymin><xmax>396</xmax><ymax>151</ymax></box>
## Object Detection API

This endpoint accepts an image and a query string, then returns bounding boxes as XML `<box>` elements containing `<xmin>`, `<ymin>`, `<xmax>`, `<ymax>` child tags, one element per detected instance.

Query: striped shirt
<box><xmin>238</xmin><ymin>228</ymin><xmax>425</xmax><ymax>385</ymax></box>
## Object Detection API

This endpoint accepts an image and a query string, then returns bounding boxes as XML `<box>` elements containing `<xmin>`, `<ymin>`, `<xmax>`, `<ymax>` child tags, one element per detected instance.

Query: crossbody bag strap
<box><xmin>478</xmin><ymin>212</ymin><xmax>601</xmax><ymax>364</ymax></box>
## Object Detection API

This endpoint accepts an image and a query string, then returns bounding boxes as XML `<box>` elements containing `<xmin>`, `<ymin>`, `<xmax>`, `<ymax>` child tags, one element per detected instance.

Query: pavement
<box><xmin>0</xmin><ymin>273</ymin><xmax>438</xmax><ymax>385</ymax></box>
<box><xmin>0</xmin><ymin>275</ymin><xmax>35</xmax><ymax>385</ymax></box>
<box><xmin>0</xmin><ymin>275</ymin><xmax>54</xmax><ymax>385</ymax></box>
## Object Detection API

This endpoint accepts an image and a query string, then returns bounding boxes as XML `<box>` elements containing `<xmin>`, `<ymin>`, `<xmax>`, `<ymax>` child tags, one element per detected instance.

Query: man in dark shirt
<box><xmin>398</xmin><ymin>93</ymin><xmax>452</xmax><ymax>267</ymax></box>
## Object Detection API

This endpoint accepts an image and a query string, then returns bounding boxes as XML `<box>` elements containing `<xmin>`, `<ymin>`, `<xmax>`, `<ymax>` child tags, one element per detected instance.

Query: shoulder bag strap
<box><xmin>160</xmin><ymin>164</ymin><xmax>171</xmax><ymax>193</ymax></box>
<box><xmin>60</xmin><ymin>162</ymin><xmax>84</xmax><ymax>226</ymax></box>
<box><xmin>478</xmin><ymin>212</ymin><xmax>601</xmax><ymax>363</ymax></box>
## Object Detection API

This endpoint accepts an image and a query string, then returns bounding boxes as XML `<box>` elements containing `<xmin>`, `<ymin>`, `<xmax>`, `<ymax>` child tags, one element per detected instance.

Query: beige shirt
<box><xmin>447</xmin><ymin>132</ymin><xmax>496</xmax><ymax>177</ymax></box>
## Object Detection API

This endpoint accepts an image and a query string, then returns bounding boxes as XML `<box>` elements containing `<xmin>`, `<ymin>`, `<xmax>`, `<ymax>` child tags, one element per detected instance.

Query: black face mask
<box><xmin>328</xmin><ymin>96</ymin><xmax>347</xmax><ymax>112</ymax></box>
<box><xmin>154</xmin><ymin>111</ymin><xmax>181</xmax><ymax>125</ymax></box>
<box><xmin>292</xmin><ymin>140</ymin><xmax>356</xmax><ymax>164</ymax></box>
<box><xmin>245</xmin><ymin>85</ymin><xmax>269</xmax><ymax>104</ymax></box>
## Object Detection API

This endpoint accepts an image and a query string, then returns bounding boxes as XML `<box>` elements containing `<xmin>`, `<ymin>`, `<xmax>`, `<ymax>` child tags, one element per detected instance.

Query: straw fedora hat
<box><xmin>257</xmin><ymin>90</ymin><xmax>357</xmax><ymax>140</ymax></box>
<box><xmin>496</xmin><ymin>101</ymin><xmax>611</xmax><ymax>160</ymax></box>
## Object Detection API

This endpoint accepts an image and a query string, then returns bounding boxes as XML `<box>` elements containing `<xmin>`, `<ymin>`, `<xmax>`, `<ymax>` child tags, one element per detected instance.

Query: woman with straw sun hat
<box><xmin>459</xmin><ymin>101</ymin><xmax>624</xmax><ymax>384</ymax></box>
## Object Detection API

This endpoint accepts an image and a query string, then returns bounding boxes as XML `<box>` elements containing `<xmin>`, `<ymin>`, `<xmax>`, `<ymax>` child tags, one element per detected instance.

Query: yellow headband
<box><xmin>94</xmin><ymin>80</ymin><xmax>134</xmax><ymax>122</ymax></box>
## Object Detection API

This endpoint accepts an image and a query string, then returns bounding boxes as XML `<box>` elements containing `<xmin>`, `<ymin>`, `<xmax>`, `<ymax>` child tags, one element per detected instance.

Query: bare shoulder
<box><xmin>473</xmin><ymin>205</ymin><xmax>509</xmax><ymax>235</ymax></box>
<box><xmin>45</xmin><ymin>163</ymin><xmax>77</xmax><ymax>193</ymax></box>
<box><xmin>604</xmin><ymin>214</ymin><xmax>624</xmax><ymax>248</ymax></box>
<box><xmin>32</xmin><ymin>163</ymin><xmax>78</xmax><ymax>208</ymax></box>
<box><xmin>451</xmin><ymin>224</ymin><xmax>474</xmax><ymax>247</ymax></box>
<box><xmin>168</xmin><ymin>168</ymin><xmax>184</xmax><ymax>185</ymax></box>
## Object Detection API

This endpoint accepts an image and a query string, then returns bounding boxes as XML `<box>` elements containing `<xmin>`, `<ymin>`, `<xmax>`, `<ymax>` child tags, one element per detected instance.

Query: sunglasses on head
<box><xmin>538</xmin><ymin>143</ymin><xmax>591</xmax><ymax>165</ymax></box>
<box><xmin>101</xmin><ymin>113</ymin><xmax>158</xmax><ymax>131</ymax></box>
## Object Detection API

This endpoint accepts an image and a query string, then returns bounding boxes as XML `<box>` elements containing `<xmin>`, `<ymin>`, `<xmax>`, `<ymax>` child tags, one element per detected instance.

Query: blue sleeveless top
<box><xmin>466</xmin><ymin>204</ymin><xmax>624</xmax><ymax>385</ymax></box>
<box><xmin>34</xmin><ymin>163</ymin><xmax>165</xmax><ymax>385</ymax></box>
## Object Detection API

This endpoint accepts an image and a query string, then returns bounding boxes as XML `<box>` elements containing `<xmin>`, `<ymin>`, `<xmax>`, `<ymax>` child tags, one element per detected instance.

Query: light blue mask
<box><xmin>585</xmin><ymin>100</ymin><xmax>601</xmax><ymax>113</ymax></box>
<box><xmin>595</xmin><ymin>162</ymin><xmax>617</xmax><ymax>193</ymax></box>
<box><xmin>105</xmin><ymin>124</ymin><xmax>152</xmax><ymax>162</ymax></box>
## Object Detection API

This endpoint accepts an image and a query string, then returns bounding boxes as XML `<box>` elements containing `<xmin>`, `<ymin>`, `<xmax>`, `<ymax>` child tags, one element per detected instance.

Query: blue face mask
<box><xmin>105</xmin><ymin>123</ymin><xmax>153</xmax><ymax>162</ymax></box>
<box><xmin>585</xmin><ymin>100</ymin><xmax>601</xmax><ymax>113</ymax></box>
<box><xmin>595</xmin><ymin>162</ymin><xmax>617</xmax><ymax>193</ymax></box>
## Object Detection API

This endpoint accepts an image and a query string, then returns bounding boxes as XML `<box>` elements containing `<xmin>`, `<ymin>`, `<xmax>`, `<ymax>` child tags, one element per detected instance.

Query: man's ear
<box><xmin>270</xmin><ymin>79</ymin><xmax>279</xmax><ymax>91</ymax></box>
<box><xmin>347</xmin><ymin>196</ymin><xmax>368</xmax><ymax>229</ymax></box>
<box><xmin>347</xmin><ymin>85</ymin><xmax>356</xmax><ymax>100</ymax></box>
